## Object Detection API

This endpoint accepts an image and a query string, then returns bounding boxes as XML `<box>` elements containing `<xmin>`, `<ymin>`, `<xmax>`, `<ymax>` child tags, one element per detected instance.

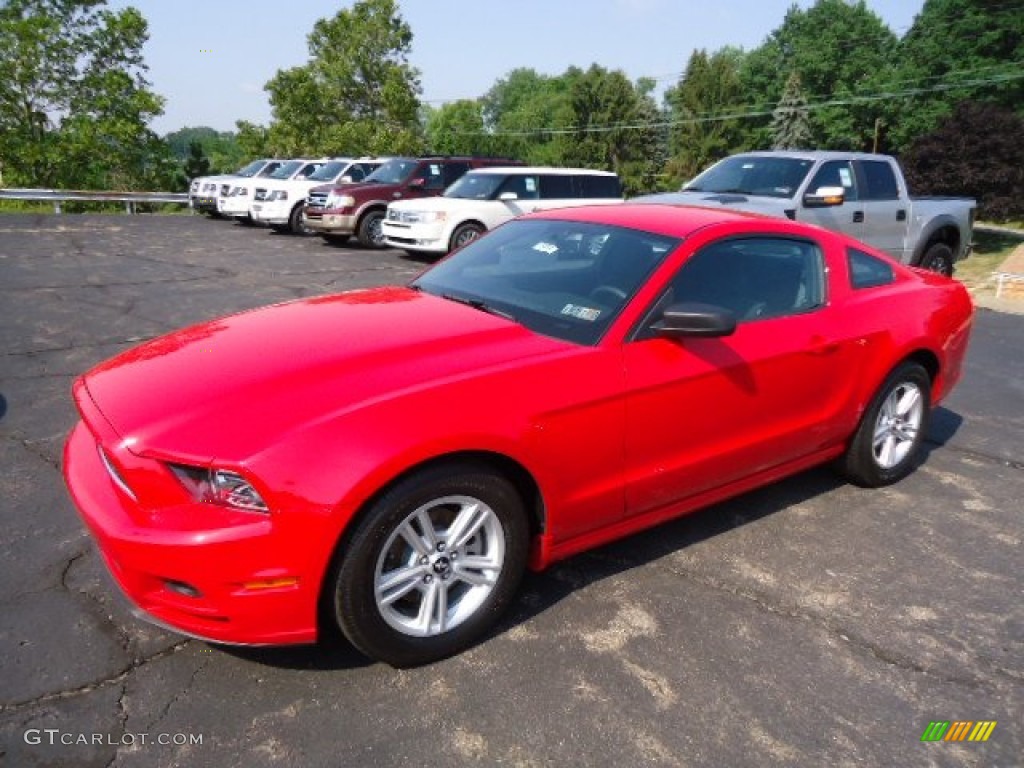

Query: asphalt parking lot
<box><xmin>1</xmin><ymin>212</ymin><xmax>1021</xmax><ymax>767</ymax></box>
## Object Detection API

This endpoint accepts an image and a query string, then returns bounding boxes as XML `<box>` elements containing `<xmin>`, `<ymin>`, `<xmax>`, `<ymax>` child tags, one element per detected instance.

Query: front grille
<box><xmin>307</xmin><ymin>192</ymin><xmax>329</xmax><ymax>210</ymax></box>
<box><xmin>219</xmin><ymin>183</ymin><xmax>231</xmax><ymax>196</ymax></box>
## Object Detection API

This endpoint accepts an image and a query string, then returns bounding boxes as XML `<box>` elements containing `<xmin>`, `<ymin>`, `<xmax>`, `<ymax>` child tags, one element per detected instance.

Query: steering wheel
<box><xmin>590</xmin><ymin>285</ymin><xmax>627</xmax><ymax>305</ymax></box>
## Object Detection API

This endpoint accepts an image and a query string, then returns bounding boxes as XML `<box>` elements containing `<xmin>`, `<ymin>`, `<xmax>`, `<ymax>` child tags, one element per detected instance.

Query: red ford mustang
<box><xmin>63</xmin><ymin>204</ymin><xmax>973</xmax><ymax>666</ymax></box>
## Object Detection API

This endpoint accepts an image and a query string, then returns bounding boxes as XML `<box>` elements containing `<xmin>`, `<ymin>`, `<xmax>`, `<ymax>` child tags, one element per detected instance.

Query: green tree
<box><xmin>771</xmin><ymin>71</ymin><xmax>813</xmax><ymax>149</ymax></box>
<box><xmin>0</xmin><ymin>0</ymin><xmax>174</xmax><ymax>189</ymax></box>
<box><xmin>235</xmin><ymin>120</ymin><xmax>270</xmax><ymax>159</ymax></box>
<box><xmin>183</xmin><ymin>140</ymin><xmax>211</xmax><ymax>179</ymax></box>
<box><xmin>262</xmin><ymin>0</ymin><xmax>423</xmax><ymax>156</ymax></box>
<box><xmin>563</xmin><ymin>65</ymin><xmax>661</xmax><ymax>194</ymax></box>
<box><xmin>890</xmin><ymin>0</ymin><xmax>1024</xmax><ymax>150</ymax></box>
<box><xmin>165</xmin><ymin>126</ymin><xmax>243</xmax><ymax>173</ymax></box>
<box><xmin>664</xmin><ymin>47</ymin><xmax>748</xmax><ymax>185</ymax></box>
<box><xmin>740</xmin><ymin>0</ymin><xmax>899</xmax><ymax>151</ymax></box>
<box><xmin>481</xmin><ymin>67</ymin><xmax>578</xmax><ymax>164</ymax></box>
<box><xmin>423</xmin><ymin>99</ymin><xmax>496</xmax><ymax>156</ymax></box>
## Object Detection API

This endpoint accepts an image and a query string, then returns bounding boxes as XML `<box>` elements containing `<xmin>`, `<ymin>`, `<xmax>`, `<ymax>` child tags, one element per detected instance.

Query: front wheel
<box><xmin>356</xmin><ymin>210</ymin><xmax>387</xmax><ymax>248</ymax></box>
<box><xmin>449</xmin><ymin>223</ymin><xmax>484</xmax><ymax>252</ymax></box>
<box><xmin>919</xmin><ymin>242</ymin><xmax>954</xmax><ymax>277</ymax></box>
<box><xmin>288</xmin><ymin>204</ymin><xmax>311</xmax><ymax>235</ymax></box>
<box><xmin>330</xmin><ymin>463</ymin><xmax>529</xmax><ymax>666</ymax></box>
<box><xmin>836</xmin><ymin>362</ymin><xmax>931</xmax><ymax>487</ymax></box>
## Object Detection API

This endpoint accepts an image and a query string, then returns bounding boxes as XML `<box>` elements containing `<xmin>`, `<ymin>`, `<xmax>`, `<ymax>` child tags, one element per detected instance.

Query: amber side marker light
<box><xmin>242</xmin><ymin>577</ymin><xmax>300</xmax><ymax>591</ymax></box>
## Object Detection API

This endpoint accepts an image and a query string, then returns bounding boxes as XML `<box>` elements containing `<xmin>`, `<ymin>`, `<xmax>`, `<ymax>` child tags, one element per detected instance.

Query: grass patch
<box><xmin>956</xmin><ymin>225</ymin><xmax>1023</xmax><ymax>291</ymax></box>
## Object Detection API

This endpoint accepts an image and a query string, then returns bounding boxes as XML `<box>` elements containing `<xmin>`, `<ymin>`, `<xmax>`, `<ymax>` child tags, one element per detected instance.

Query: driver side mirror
<box><xmin>408</xmin><ymin>178</ymin><xmax>426</xmax><ymax>189</ymax></box>
<box><xmin>803</xmin><ymin>186</ymin><xmax>845</xmax><ymax>208</ymax></box>
<box><xmin>651</xmin><ymin>302</ymin><xmax>736</xmax><ymax>338</ymax></box>
<box><xmin>498</xmin><ymin>191</ymin><xmax>519</xmax><ymax>201</ymax></box>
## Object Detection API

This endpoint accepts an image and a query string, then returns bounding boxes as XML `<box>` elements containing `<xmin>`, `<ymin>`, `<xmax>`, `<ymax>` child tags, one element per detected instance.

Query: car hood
<box><xmin>634</xmin><ymin>190</ymin><xmax>795</xmax><ymax>218</ymax></box>
<box><xmin>79</xmin><ymin>287</ymin><xmax>569</xmax><ymax>462</ymax></box>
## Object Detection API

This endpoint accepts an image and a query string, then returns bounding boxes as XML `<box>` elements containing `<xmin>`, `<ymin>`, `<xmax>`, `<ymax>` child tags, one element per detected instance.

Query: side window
<box><xmin>579</xmin><ymin>174</ymin><xmax>622</xmax><ymax>198</ymax></box>
<box><xmin>858</xmin><ymin>161</ymin><xmax>900</xmax><ymax>201</ymax></box>
<box><xmin>415</xmin><ymin>163</ymin><xmax>446</xmax><ymax>190</ymax></box>
<box><xmin>346</xmin><ymin>164</ymin><xmax>369</xmax><ymax>182</ymax></box>
<box><xmin>664</xmin><ymin>237</ymin><xmax>825</xmax><ymax>322</ymax></box>
<box><xmin>807</xmin><ymin>160</ymin><xmax>858</xmax><ymax>201</ymax></box>
<box><xmin>539</xmin><ymin>174</ymin><xmax>574</xmax><ymax>198</ymax></box>
<box><xmin>443</xmin><ymin>162</ymin><xmax>470</xmax><ymax>186</ymax></box>
<box><xmin>496</xmin><ymin>174</ymin><xmax>539</xmax><ymax>200</ymax></box>
<box><xmin>848</xmin><ymin>247</ymin><xmax>895</xmax><ymax>289</ymax></box>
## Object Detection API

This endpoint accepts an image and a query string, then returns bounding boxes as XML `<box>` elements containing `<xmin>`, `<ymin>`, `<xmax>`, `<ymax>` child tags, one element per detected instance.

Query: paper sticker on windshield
<box><xmin>525</xmin><ymin>177</ymin><xmax>537</xmax><ymax>192</ymax></box>
<box><xmin>839</xmin><ymin>167</ymin><xmax>853</xmax><ymax>186</ymax></box>
<box><xmin>533</xmin><ymin>242</ymin><xmax>559</xmax><ymax>255</ymax></box>
<box><xmin>561</xmin><ymin>304</ymin><xmax>601</xmax><ymax>321</ymax></box>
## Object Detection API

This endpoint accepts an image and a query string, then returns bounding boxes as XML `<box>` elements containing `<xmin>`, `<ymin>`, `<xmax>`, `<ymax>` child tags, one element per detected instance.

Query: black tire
<box><xmin>356</xmin><ymin>209</ymin><xmax>386</xmax><ymax>248</ymax></box>
<box><xmin>329</xmin><ymin>462</ymin><xmax>529</xmax><ymax>667</ymax></box>
<box><xmin>322</xmin><ymin>234</ymin><xmax>351</xmax><ymax>246</ymax></box>
<box><xmin>919</xmin><ymin>242</ymin><xmax>954</xmax><ymax>277</ymax></box>
<box><xmin>449</xmin><ymin>223</ymin><xmax>484</xmax><ymax>252</ymax></box>
<box><xmin>288</xmin><ymin>204</ymin><xmax>310</xmax><ymax>235</ymax></box>
<box><xmin>836</xmin><ymin>362</ymin><xmax>931</xmax><ymax>487</ymax></box>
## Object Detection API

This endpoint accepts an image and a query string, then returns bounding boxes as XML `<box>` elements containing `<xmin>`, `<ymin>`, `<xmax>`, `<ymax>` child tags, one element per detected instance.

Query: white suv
<box><xmin>250</xmin><ymin>158</ymin><xmax>383</xmax><ymax>234</ymax></box>
<box><xmin>219</xmin><ymin>158</ymin><xmax>331</xmax><ymax>222</ymax></box>
<box><xmin>381</xmin><ymin>167</ymin><xmax>623</xmax><ymax>256</ymax></box>
<box><xmin>190</xmin><ymin>158</ymin><xmax>285</xmax><ymax>216</ymax></box>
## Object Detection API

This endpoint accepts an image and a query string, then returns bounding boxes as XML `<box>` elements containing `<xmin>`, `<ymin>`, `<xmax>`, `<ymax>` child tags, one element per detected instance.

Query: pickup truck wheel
<box><xmin>919</xmin><ymin>243</ymin><xmax>954</xmax><ymax>277</ymax></box>
<box><xmin>836</xmin><ymin>361</ymin><xmax>931</xmax><ymax>487</ymax></box>
<box><xmin>357</xmin><ymin>210</ymin><xmax>387</xmax><ymax>248</ymax></box>
<box><xmin>329</xmin><ymin>462</ymin><xmax>529</xmax><ymax>666</ymax></box>
<box><xmin>288</xmin><ymin>204</ymin><xmax>311</xmax><ymax>235</ymax></box>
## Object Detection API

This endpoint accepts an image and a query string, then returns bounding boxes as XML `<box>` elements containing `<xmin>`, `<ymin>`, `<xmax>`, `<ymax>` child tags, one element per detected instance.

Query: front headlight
<box><xmin>168</xmin><ymin>464</ymin><xmax>269</xmax><ymax>513</ymax></box>
<box><xmin>230</xmin><ymin>187</ymin><xmax>248</xmax><ymax>197</ymax></box>
<box><xmin>328</xmin><ymin>194</ymin><xmax>355</xmax><ymax>208</ymax></box>
<box><xmin>271</xmin><ymin>190</ymin><xmax>288</xmax><ymax>201</ymax></box>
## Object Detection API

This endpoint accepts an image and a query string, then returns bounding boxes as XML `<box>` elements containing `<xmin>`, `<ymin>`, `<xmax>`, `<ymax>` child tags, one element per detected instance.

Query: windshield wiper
<box><xmin>441</xmin><ymin>293</ymin><xmax>516</xmax><ymax>322</ymax></box>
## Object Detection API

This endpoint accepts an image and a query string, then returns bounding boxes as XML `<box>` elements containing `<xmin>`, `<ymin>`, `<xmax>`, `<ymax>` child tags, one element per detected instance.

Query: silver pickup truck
<box><xmin>638</xmin><ymin>151</ymin><xmax>975</xmax><ymax>276</ymax></box>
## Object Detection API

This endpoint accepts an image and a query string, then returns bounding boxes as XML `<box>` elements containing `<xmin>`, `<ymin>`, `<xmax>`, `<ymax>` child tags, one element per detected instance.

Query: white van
<box><xmin>382</xmin><ymin>167</ymin><xmax>623</xmax><ymax>255</ymax></box>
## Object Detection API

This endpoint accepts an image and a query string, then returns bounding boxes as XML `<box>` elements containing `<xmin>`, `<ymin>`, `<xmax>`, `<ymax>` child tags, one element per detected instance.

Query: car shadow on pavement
<box><xmin>925</xmin><ymin>405</ymin><xmax>964</xmax><ymax>447</ymax></box>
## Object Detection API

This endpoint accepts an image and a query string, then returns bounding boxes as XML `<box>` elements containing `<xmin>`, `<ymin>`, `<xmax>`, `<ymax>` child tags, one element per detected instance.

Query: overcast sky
<box><xmin>103</xmin><ymin>0</ymin><xmax>925</xmax><ymax>135</ymax></box>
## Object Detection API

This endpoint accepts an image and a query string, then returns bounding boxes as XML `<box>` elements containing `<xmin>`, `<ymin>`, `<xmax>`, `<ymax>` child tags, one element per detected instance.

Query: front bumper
<box><xmin>251</xmin><ymin>202</ymin><xmax>290</xmax><ymax>226</ymax></box>
<box><xmin>303</xmin><ymin>211</ymin><xmax>356</xmax><ymax>235</ymax></box>
<box><xmin>62</xmin><ymin>421</ymin><xmax>320</xmax><ymax>645</ymax></box>
<box><xmin>220</xmin><ymin>197</ymin><xmax>252</xmax><ymax>218</ymax></box>
<box><xmin>381</xmin><ymin>221</ymin><xmax>448</xmax><ymax>254</ymax></box>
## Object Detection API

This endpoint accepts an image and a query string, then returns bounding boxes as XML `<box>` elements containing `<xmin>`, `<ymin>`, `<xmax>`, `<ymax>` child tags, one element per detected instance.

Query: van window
<box><xmin>579</xmin><ymin>175</ymin><xmax>622</xmax><ymax>198</ymax></box>
<box><xmin>496</xmin><ymin>174</ymin><xmax>539</xmax><ymax>200</ymax></box>
<box><xmin>539</xmin><ymin>174</ymin><xmax>575</xmax><ymax>198</ymax></box>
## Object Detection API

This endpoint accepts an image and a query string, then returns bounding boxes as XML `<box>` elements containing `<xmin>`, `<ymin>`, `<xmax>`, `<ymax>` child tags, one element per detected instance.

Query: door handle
<box><xmin>852</xmin><ymin>211</ymin><xmax>864</xmax><ymax>223</ymax></box>
<box><xmin>808</xmin><ymin>336</ymin><xmax>840</xmax><ymax>356</ymax></box>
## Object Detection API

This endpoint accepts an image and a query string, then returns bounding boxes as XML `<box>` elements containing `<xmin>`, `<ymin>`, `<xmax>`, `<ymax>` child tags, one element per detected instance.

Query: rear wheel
<box><xmin>329</xmin><ymin>462</ymin><xmax>529</xmax><ymax>667</ymax></box>
<box><xmin>919</xmin><ymin>242</ymin><xmax>954</xmax><ymax>277</ymax></box>
<box><xmin>357</xmin><ymin>209</ymin><xmax>387</xmax><ymax>248</ymax></box>
<box><xmin>836</xmin><ymin>362</ymin><xmax>931</xmax><ymax>487</ymax></box>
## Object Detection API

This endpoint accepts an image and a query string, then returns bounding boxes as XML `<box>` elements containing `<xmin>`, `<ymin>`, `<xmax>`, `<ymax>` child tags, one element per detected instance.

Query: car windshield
<box><xmin>683</xmin><ymin>156</ymin><xmax>814</xmax><ymax>199</ymax></box>
<box><xmin>308</xmin><ymin>161</ymin><xmax>351</xmax><ymax>181</ymax></box>
<box><xmin>363</xmin><ymin>159</ymin><xmax>417</xmax><ymax>184</ymax></box>
<box><xmin>412</xmin><ymin>219</ymin><xmax>679</xmax><ymax>346</ymax></box>
<box><xmin>269</xmin><ymin>160</ymin><xmax>305</xmax><ymax>179</ymax></box>
<box><xmin>235</xmin><ymin>160</ymin><xmax>266</xmax><ymax>178</ymax></box>
<box><xmin>444</xmin><ymin>173</ymin><xmax>505</xmax><ymax>200</ymax></box>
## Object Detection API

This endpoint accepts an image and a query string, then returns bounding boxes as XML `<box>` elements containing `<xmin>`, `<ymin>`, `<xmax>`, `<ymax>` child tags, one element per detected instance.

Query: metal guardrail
<box><xmin>0</xmin><ymin>188</ymin><xmax>191</xmax><ymax>214</ymax></box>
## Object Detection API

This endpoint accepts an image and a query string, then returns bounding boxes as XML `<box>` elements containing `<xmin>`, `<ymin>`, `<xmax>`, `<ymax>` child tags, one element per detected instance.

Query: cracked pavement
<box><xmin>0</xmin><ymin>213</ymin><xmax>1020</xmax><ymax>767</ymax></box>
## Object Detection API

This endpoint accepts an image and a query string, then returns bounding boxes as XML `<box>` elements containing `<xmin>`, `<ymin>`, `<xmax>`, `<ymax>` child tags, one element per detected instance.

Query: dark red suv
<box><xmin>303</xmin><ymin>156</ymin><xmax>522</xmax><ymax>247</ymax></box>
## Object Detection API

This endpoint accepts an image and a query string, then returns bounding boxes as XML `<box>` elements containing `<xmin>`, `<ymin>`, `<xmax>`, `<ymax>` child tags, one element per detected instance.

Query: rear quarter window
<box><xmin>578</xmin><ymin>175</ymin><xmax>622</xmax><ymax>198</ymax></box>
<box><xmin>858</xmin><ymin>161</ymin><xmax>900</xmax><ymax>201</ymax></box>
<box><xmin>539</xmin><ymin>174</ymin><xmax>575</xmax><ymax>198</ymax></box>
<box><xmin>848</xmin><ymin>247</ymin><xmax>895</xmax><ymax>289</ymax></box>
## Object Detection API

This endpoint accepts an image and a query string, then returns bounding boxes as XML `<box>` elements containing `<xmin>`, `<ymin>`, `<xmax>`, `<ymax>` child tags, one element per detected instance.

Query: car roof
<box><xmin>729</xmin><ymin>150</ymin><xmax>897</xmax><ymax>163</ymax></box>
<box><xmin>465</xmin><ymin>167</ymin><xmax>618</xmax><ymax>177</ymax></box>
<box><xmin>526</xmin><ymin>203</ymin><xmax>794</xmax><ymax>238</ymax></box>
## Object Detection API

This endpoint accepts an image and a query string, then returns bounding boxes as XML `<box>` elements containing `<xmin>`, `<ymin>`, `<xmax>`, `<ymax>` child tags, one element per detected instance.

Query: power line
<box><xmin>447</xmin><ymin>70</ymin><xmax>1024</xmax><ymax>137</ymax></box>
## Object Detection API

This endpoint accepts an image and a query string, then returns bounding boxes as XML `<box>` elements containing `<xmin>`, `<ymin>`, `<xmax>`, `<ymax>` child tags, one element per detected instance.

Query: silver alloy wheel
<box><xmin>872</xmin><ymin>381</ymin><xmax>924</xmax><ymax>469</ymax></box>
<box><xmin>374</xmin><ymin>494</ymin><xmax>506</xmax><ymax>637</ymax></box>
<box><xmin>454</xmin><ymin>227</ymin><xmax>481</xmax><ymax>247</ymax></box>
<box><xmin>368</xmin><ymin>214</ymin><xmax>384</xmax><ymax>245</ymax></box>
